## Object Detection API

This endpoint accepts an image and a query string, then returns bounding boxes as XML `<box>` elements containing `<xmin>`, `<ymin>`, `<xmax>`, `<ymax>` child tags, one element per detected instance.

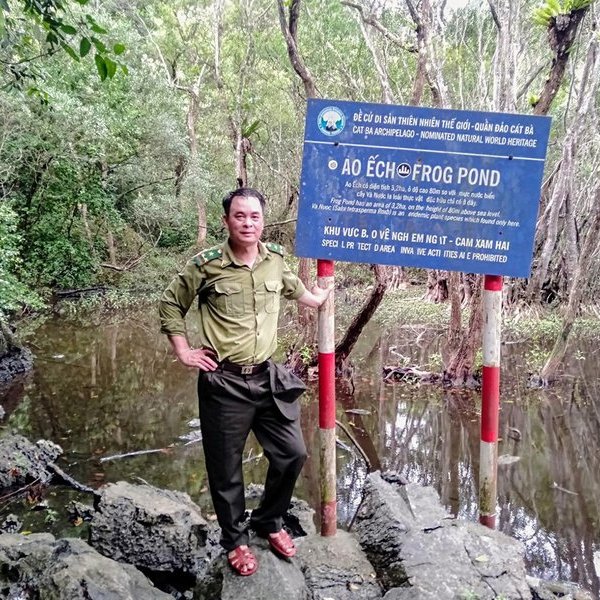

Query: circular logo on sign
<box><xmin>397</xmin><ymin>163</ymin><xmax>411</xmax><ymax>178</ymax></box>
<box><xmin>318</xmin><ymin>106</ymin><xmax>345</xmax><ymax>136</ymax></box>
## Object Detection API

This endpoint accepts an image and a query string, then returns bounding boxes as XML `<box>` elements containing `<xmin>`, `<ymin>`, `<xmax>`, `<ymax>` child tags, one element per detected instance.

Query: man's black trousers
<box><xmin>198</xmin><ymin>367</ymin><xmax>307</xmax><ymax>551</ymax></box>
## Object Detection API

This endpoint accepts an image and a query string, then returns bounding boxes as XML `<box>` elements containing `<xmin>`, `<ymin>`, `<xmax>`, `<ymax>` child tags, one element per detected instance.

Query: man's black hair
<box><xmin>222</xmin><ymin>188</ymin><xmax>266</xmax><ymax>216</ymax></box>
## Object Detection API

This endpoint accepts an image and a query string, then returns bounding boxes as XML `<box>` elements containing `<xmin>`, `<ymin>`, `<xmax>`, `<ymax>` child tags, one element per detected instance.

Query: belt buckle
<box><xmin>241</xmin><ymin>365</ymin><xmax>253</xmax><ymax>375</ymax></box>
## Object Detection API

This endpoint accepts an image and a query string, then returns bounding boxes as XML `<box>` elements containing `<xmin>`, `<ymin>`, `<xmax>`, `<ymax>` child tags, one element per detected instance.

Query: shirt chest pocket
<box><xmin>213</xmin><ymin>281</ymin><xmax>245</xmax><ymax>316</ymax></box>
<box><xmin>259</xmin><ymin>280</ymin><xmax>282</xmax><ymax>314</ymax></box>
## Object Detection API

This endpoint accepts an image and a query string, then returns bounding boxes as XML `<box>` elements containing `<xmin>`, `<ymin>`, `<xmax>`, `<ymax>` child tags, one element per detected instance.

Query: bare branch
<box><xmin>276</xmin><ymin>0</ymin><xmax>317</xmax><ymax>98</ymax></box>
<box><xmin>341</xmin><ymin>0</ymin><xmax>416</xmax><ymax>52</ymax></box>
<box><xmin>347</xmin><ymin>4</ymin><xmax>395</xmax><ymax>103</ymax></box>
<box><xmin>263</xmin><ymin>218</ymin><xmax>297</xmax><ymax>228</ymax></box>
<box><xmin>336</xmin><ymin>419</ymin><xmax>372</xmax><ymax>470</ymax></box>
<box><xmin>100</xmin><ymin>232</ymin><xmax>162</xmax><ymax>272</ymax></box>
<box><xmin>117</xmin><ymin>177</ymin><xmax>177</xmax><ymax>200</ymax></box>
<box><xmin>516</xmin><ymin>61</ymin><xmax>547</xmax><ymax>100</ymax></box>
<box><xmin>405</xmin><ymin>0</ymin><xmax>419</xmax><ymax>25</ymax></box>
<box><xmin>48</xmin><ymin>463</ymin><xmax>97</xmax><ymax>496</ymax></box>
<box><xmin>135</xmin><ymin>14</ymin><xmax>173</xmax><ymax>83</ymax></box>
<box><xmin>486</xmin><ymin>0</ymin><xmax>501</xmax><ymax>30</ymax></box>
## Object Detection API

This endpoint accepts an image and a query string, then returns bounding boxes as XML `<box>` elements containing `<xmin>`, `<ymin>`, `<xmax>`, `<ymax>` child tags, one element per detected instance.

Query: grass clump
<box><xmin>377</xmin><ymin>288</ymin><xmax>450</xmax><ymax>330</ymax></box>
<box><xmin>504</xmin><ymin>311</ymin><xmax>562</xmax><ymax>342</ymax></box>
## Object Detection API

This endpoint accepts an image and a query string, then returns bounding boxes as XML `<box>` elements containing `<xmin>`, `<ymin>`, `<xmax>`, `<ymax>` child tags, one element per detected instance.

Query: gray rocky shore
<box><xmin>0</xmin><ymin>435</ymin><xmax>593</xmax><ymax>599</ymax></box>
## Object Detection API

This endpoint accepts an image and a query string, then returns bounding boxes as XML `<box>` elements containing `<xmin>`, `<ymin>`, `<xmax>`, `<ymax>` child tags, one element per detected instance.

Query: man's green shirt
<box><xmin>159</xmin><ymin>240</ymin><xmax>306</xmax><ymax>364</ymax></box>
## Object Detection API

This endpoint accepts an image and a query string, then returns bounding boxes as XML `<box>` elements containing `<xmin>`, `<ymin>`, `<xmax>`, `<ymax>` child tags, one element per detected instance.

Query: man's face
<box><xmin>223</xmin><ymin>195</ymin><xmax>264</xmax><ymax>248</ymax></box>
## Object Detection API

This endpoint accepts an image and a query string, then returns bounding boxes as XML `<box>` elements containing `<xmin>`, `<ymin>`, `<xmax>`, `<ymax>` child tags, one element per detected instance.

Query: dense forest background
<box><xmin>1</xmin><ymin>0</ymin><xmax>599</xmax><ymax>382</ymax></box>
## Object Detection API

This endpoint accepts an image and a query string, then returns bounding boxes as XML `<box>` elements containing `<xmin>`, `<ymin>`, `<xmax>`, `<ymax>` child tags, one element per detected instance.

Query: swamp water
<box><xmin>1</xmin><ymin>311</ymin><xmax>599</xmax><ymax>596</ymax></box>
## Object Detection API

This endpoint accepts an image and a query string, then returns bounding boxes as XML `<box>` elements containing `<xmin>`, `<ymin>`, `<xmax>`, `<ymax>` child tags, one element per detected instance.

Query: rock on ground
<box><xmin>195</xmin><ymin>531</ymin><xmax>382</xmax><ymax>600</ymax></box>
<box><xmin>298</xmin><ymin>529</ymin><xmax>382</xmax><ymax>599</ymax></box>
<box><xmin>354</xmin><ymin>472</ymin><xmax>531</xmax><ymax>599</ymax></box>
<box><xmin>527</xmin><ymin>576</ymin><xmax>595</xmax><ymax>600</ymax></box>
<box><xmin>0</xmin><ymin>434</ymin><xmax>62</xmax><ymax>489</ymax></box>
<box><xmin>0</xmin><ymin>347</ymin><xmax>33</xmax><ymax>385</ymax></box>
<box><xmin>195</xmin><ymin>537</ymin><xmax>310</xmax><ymax>600</ymax></box>
<box><xmin>90</xmin><ymin>481</ymin><xmax>217</xmax><ymax>579</ymax></box>
<box><xmin>0</xmin><ymin>533</ymin><xmax>170</xmax><ymax>599</ymax></box>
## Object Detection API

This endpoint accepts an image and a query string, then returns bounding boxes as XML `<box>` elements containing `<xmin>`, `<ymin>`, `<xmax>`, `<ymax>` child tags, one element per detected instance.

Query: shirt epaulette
<box><xmin>192</xmin><ymin>246</ymin><xmax>223</xmax><ymax>267</ymax></box>
<box><xmin>265</xmin><ymin>241</ymin><xmax>285</xmax><ymax>257</ymax></box>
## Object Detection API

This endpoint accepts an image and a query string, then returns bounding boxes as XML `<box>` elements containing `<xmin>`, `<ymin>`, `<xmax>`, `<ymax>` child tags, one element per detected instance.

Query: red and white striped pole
<box><xmin>317</xmin><ymin>259</ymin><xmax>336</xmax><ymax>536</ymax></box>
<box><xmin>479</xmin><ymin>274</ymin><xmax>502</xmax><ymax>529</ymax></box>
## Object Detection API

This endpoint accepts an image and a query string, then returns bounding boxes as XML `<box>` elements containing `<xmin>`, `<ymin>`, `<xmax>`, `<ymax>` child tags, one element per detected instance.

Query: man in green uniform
<box><xmin>159</xmin><ymin>187</ymin><xmax>330</xmax><ymax>576</ymax></box>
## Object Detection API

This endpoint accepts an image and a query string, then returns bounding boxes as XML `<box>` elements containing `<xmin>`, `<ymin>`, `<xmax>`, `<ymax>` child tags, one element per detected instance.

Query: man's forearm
<box><xmin>297</xmin><ymin>283</ymin><xmax>333</xmax><ymax>308</ymax></box>
<box><xmin>168</xmin><ymin>335</ymin><xmax>191</xmax><ymax>360</ymax></box>
<box><xmin>168</xmin><ymin>335</ymin><xmax>219</xmax><ymax>370</ymax></box>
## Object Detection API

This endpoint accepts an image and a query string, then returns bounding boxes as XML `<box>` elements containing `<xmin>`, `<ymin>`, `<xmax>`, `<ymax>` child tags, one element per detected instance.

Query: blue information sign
<box><xmin>296</xmin><ymin>99</ymin><xmax>551</xmax><ymax>277</ymax></box>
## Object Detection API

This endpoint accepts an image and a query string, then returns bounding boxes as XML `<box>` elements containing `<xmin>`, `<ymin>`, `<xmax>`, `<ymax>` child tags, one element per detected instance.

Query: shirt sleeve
<box><xmin>281</xmin><ymin>259</ymin><xmax>307</xmax><ymax>300</ymax></box>
<box><xmin>158</xmin><ymin>259</ymin><xmax>204</xmax><ymax>337</ymax></box>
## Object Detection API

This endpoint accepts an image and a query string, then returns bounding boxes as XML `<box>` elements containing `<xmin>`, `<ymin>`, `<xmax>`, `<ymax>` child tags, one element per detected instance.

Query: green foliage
<box><xmin>0</xmin><ymin>0</ymin><xmax>126</xmax><ymax>89</ymax></box>
<box><xmin>44</xmin><ymin>509</ymin><xmax>58</xmax><ymax>524</ymax></box>
<box><xmin>0</xmin><ymin>0</ymin><xmax>597</xmax><ymax>325</ymax></box>
<box><xmin>526</xmin><ymin>346</ymin><xmax>551</xmax><ymax>370</ymax></box>
<box><xmin>298</xmin><ymin>344</ymin><xmax>315</xmax><ymax>365</ymax></box>
<box><xmin>0</xmin><ymin>202</ymin><xmax>42</xmax><ymax>317</ymax></box>
<box><xmin>532</xmin><ymin>0</ymin><xmax>594</xmax><ymax>27</ymax></box>
<box><xmin>15</xmin><ymin>157</ymin><xmax>116</xmax><ymax>289</ymax></box>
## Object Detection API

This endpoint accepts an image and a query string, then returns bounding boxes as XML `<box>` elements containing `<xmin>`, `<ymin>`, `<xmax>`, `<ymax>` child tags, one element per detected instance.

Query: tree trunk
<box><xmin>80</xmin><ymin>203</ymin><xmax>93</xmax><ymax>250</ymax></box>
<box><xmin>540</xmin><ymin>184</ymin><xmax>600</xmax><ymax>382</ymax></box>
<box><xmin>335</xmin><ymin>265</ymin><xmax>389</xmax><ymax>364</ymax></box>
<box><xmin>406</xmin><ymin>0</ymin><xmax>449</xmax><ymax>108</ymax></box>
<box><xmin>527</xmin><ymin>138</ymin><xmax>574</xmax><ymax>301</ymax></box>
<box><xmin>562</xmin><ymin>192</ymin><xmax>578</xmax><ymax>299</ymax></box>
<box><xmin>425</xmin><ymin>269</ymin><xmax>448</xmax><ymax>303</ymax></box>
<box><xmin>443</xmin><ymin>275</ymin><xmax>483</xmax><ymax>387</ymax></box>
<box><xmin>106</xmin><ymin>230</ymin><xmax>117</xmax><ymax>267</ymax></box>
<box><xmin>447</xmin><ymin>271</ymin><xmax>462</xmax><ymax>349</ymax></box>
<box><xmin>277</xmin><ymin>0</ymin><xmax>317</xmax><ymax>329</ymax></box>
<box><xmin>533</xmin><ymin>9</ymin><xmax>588</xmax><ymax>116</ymax></box>
<box><xmin>538</xmin><ymin>37</ymin><xmax>600</xmax><ymax>381</ymax></box>
<box><xmin>528</xmin><ymin>32</ymin><xmax>600</xmax><ymax>302</ymax></box>
<box><xmin>386</xmin><ymin>266</ymin><xmax>405</xmax><ymax>290</ymax></box>
<box><xmin>185</xmin><ymin>91</ymin><xmax>206</xmax><ymax>248</ymax></box>
<box><xmin>234</xmin><ymin>133</ymin><xmax>250</xmax><ymax>188</ymax></box>
<box><xmin>490</xmin><ymin>0</ymin><xmax>519</xmax><ymax>112</ymax></box>
<box><xmin>196</xmin><ymin>200</ymin><xmax>207</xmax><ymax>249</ymax></box>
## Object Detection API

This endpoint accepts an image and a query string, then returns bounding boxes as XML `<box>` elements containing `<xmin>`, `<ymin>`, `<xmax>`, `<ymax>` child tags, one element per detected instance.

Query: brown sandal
<box><xmin>268</xmin><ymin>529</ymin><xmax>296</xmax><ymax>559</ymax></box>
<box><xmin>228</xmin><ymin>545</ymin><xmax>258</xmax><ymax>576</ymax></box>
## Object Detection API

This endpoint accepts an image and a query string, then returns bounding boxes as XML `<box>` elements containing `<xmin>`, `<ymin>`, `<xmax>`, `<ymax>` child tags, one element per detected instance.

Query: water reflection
<box><xmin>0</xmin><ymin>314</ymin><xmax>599</xmax><ymax>596</ymax></box>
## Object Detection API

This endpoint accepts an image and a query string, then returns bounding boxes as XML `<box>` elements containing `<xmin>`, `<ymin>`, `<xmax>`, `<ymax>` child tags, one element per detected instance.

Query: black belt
<box><xmin>220</xmin><ymin>360</ymin><xmax>270</xmax><ymax>376</ymax></box>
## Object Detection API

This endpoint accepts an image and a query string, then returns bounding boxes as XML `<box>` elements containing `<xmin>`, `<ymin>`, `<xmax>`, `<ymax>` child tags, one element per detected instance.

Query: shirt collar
<box><xmin>220</xmin><ymin>240</ymin><xmax>271</xmax><ymax>267</ymax></box>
